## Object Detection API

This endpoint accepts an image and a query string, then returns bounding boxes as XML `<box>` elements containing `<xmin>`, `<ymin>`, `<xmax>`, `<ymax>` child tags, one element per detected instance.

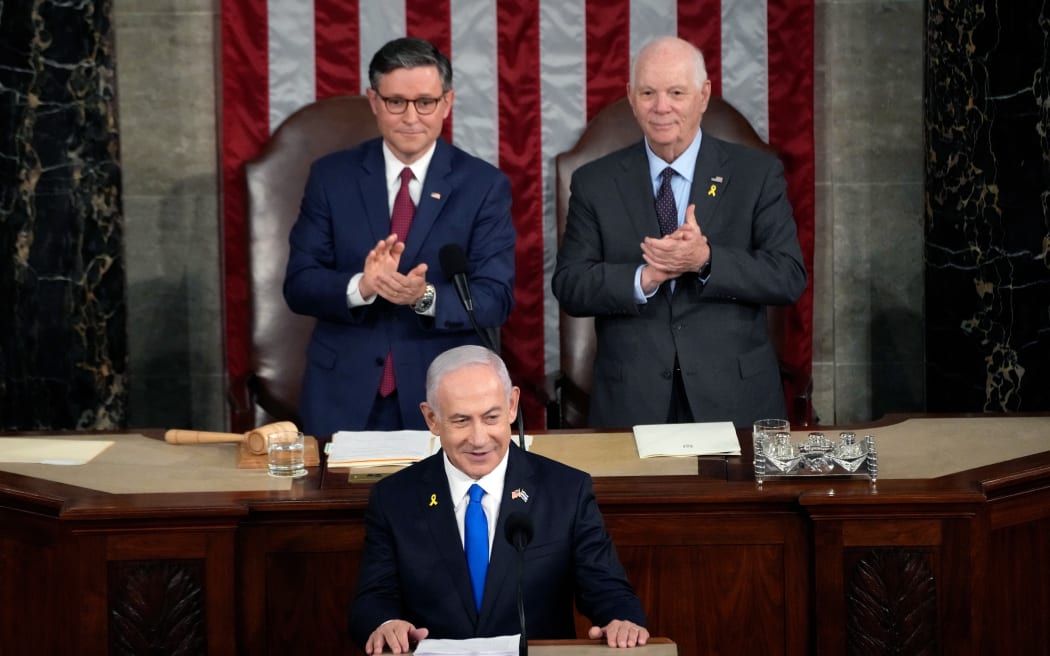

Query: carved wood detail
<box><xmin>108</xmin><ymin>559</ymin><xmax>206</xmax><ymax>655</ymax></box>
<box><xmin>845</xmin><ymin>548</ymin><xmax>938</xmax><ymax>656</ymax></box>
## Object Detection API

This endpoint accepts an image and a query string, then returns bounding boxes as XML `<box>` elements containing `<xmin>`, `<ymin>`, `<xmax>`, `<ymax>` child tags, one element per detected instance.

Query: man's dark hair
<box><xmin>368</xmin><ymin>37</ymin><xmax>453</xmax><ymax>92</ymax></box>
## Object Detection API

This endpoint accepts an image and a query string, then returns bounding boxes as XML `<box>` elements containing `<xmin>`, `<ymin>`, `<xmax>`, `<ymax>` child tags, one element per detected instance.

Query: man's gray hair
<box><xmin>425</xmin><ymin>345</ymin><xmax>513</xmax><ymax>416</ymax></box>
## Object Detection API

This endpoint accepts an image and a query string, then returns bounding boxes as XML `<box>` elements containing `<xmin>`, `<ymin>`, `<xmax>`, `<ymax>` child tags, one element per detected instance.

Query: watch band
<box><xmin>412</xmin><ymin>283</ymin><xmax>436</xmax><ymax>314</ymax></box>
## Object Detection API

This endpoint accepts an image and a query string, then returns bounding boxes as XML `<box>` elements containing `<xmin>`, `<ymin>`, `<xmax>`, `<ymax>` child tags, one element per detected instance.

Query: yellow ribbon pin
<box><xmin>429</xmin><ymin>494</ymin><xmax>437</xmax><ymax>507</ymax></box>
<box><xmin>708</xmin><ymin>184</ymin><xmax>717</xmax><ymax>197</ymax></box>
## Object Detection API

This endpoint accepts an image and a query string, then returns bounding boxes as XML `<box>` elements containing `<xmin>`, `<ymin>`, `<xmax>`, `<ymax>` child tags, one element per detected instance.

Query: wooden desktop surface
<box><xmin>523</xmin><ymin>638</ymin><xmax>675</xmax><ymax>655</ymax></box>
<box><xmin>2</xmin><ymin>415</ymin><xmax>1049</xmax><ymax>655</ymax></box>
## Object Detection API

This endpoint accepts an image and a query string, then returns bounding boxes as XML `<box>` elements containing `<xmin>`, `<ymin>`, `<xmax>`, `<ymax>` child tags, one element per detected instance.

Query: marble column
<box><xmin>0</xmin><ymin>0</ymin><xmax>127</xmax><ymax>429</ymax></box>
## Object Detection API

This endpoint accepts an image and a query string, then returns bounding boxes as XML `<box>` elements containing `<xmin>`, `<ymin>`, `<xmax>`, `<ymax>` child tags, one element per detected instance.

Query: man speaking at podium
<box><xmin>349</xmin><ymin>346</ymin><xmax>649</xmax><ymax>653</ymax></box>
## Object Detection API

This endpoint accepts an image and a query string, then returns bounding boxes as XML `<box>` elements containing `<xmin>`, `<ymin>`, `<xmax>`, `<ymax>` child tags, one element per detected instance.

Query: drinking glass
<box><xmin>753</xmin><ymin>418</ymin><xmax>790</xmax><ymax>481</ymax></box>
<box><xmin>267</xmin><ymin>429</ymin><xmax>307</xmax><ymax>478</ymax></box>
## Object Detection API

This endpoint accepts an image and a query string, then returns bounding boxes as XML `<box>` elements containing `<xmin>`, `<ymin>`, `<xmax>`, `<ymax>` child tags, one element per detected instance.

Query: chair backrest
<box><xmin>553</xmin><ymin>96</ymin><xmax>792</xmax><ymax>428</ymax></box>
<box><xmin>230</xmin><ymin>95</ymin><xmax>380</xmax><ymax>432</ymax></box>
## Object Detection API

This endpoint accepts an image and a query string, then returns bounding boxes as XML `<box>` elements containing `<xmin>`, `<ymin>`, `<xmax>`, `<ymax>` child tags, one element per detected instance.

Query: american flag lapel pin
<box><xmin>510</xmin><ymin>488</ymin><xmax>529</xmax><ymax>502</ymax></box>
<box><xmin>430</xmin><ymin>192</ymin><xmax>442</xmax><ymax>199</ymax></box>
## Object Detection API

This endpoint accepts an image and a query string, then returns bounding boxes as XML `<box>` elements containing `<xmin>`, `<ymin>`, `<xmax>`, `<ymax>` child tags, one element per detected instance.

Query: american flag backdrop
<box><xmin>220</xmin><ymin>0</ymin><xmax>814</xmax><ymax>427</ymax></box>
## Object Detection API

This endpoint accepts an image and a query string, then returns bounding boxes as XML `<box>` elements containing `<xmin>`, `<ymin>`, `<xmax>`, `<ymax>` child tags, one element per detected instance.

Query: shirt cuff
<box><xmin>347</xmin><ymin>272</ymin><xmax>377</xmax><ymax>307</ymax></box>
<box><xmin>633</xmin><ymin>265</ymin><xmax>660</xmax><ymax>304</ymax></box>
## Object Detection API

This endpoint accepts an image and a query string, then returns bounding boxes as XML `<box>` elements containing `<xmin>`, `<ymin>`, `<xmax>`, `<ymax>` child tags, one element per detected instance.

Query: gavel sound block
<box><xmin>164</xmin><ymin>421</ymin><xmax>299</xmax><ymax>455</ymax></box>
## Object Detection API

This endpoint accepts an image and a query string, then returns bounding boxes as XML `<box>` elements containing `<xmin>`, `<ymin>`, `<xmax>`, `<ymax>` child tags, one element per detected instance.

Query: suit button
<box><xmin>661</xmin><ymin>370</ymin><xmax>672</xmax><ymax>380</ymax></box>
<box><xmin>375</xmin><ymin>357</ymin><xmax>385</xmax><ymax>366</ymax></box>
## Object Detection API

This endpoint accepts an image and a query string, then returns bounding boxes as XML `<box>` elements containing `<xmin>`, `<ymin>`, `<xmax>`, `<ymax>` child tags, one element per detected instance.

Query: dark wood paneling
<box><xmin>3</xmin><ymin>422</ymin><xmax>1050</xmax><ymax>655</ymax></box>
<box><xmin>985</xmin><ymin>517</ymin><xmax>1050</xmax><ymax>655</ymax></box>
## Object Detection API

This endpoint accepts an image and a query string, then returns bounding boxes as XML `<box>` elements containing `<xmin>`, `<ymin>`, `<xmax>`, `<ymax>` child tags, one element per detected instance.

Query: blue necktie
<box><xmin>464</xmin><ymin>483</ymin><xmax>488</xmax><ymax>611</ymax></box>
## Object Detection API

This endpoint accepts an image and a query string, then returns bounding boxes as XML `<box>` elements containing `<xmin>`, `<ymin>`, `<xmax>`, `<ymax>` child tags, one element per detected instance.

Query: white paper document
<box><xmin>327</xmin><ymin>431</ymin><xmax>534</xmax><ymax>468</ymax></box>
<box><xmin>633</xmin><ymin>422</ymin><xmax>741</xmax><ymax>458</ymax></box>
<box><xmin>326</xmin><ymin>430</ymin><xmax>438</xmax><ymax>467</ymax></box>
<box><xmin>414</xmin><ymin>634</ymin><xmax>520</xmax><ymax>656</ymax></box>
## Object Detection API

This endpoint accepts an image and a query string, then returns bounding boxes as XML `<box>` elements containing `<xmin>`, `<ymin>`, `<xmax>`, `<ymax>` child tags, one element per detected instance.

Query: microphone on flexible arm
<box><xmin>504</xmin><ymin>512</ymin><xmax>534</xmax><ymax>656</ymax></box>
<box><xmin>439</xmin><ymin>244</ymin><xmax>527</xmax><ymax>452</ymax></box>
<box><xmin>439</xmin><ymin>243</ymin><xmax>484</xmax><ymax>342</ymax></box>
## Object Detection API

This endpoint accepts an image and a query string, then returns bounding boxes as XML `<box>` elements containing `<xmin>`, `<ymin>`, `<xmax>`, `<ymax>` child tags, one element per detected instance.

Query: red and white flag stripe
<box><xmin>221</xmin><ymin>0</ymin><xmax>814</xmax><ymax>425</ymax></box>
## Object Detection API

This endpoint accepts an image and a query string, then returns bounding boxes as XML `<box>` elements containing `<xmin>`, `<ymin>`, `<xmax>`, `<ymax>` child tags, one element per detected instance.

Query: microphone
<box><xmin>439</xmin><ymin>243</ymin><xmax>475</xmax><ymax>315</ymax></box>
<box><xmin>504</xmin><ymin>512</ymin><xmax>534</xmax><ymax>656</ymax></box>
<box><xmin>439</xmin><ymin>243</ymin><xmax>527</xmax><ymax>452</ymax></box>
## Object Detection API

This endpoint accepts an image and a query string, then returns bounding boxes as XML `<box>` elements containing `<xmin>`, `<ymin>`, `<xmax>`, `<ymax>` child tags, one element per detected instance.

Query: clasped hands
<box><xmin>359</xmin><ymin>233</ymin><xmax>428</xmax><ymax>306</ymax></box>
<box><xmin>365</xmin><ymin>619</ymin><xmax>650</xmax><ymax>654</ymax></box>
<box><xmin>639</xmin><ymin>203</ymin><xmax>710</xmax><ymax>295</ymax></box>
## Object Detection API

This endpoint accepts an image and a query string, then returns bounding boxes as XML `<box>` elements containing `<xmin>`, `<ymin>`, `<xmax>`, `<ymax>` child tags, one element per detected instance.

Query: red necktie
<box><xmin>379</xmin><ymin>168</ymin><xmax>416</xmax><ymax>397</ymax></box>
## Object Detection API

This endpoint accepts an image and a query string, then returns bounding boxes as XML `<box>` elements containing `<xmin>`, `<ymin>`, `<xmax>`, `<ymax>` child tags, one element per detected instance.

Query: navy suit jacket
<box><xmin>348</xmin><ymin>445</ymin><xmax>647</xmax><ymax>649</ymax></box>
<box><xmin>283</xmin><ymin>138</ymin><xmax>516</xmax><ymax>437</ymax></box>
<box><xmin>552</xmin><ymin>134</ymin><xmax>807</xmax><ymax>428</ymax></box>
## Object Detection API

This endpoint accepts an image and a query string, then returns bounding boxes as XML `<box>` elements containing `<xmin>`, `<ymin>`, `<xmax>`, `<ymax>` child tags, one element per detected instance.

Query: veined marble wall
<box><xmin>924</xmin><ymin>0</ymin><xmax>1050</xmax><ymax>412</ymax></box>
<box><xmin>0</xmin><ymin>0</ymin><xmax>127</xmax><ymax>429</ymax></box>
<box><xmin>6</xmin><ymin>0</ymin><xmax>1042</xmax><ymax>431</ymax></box>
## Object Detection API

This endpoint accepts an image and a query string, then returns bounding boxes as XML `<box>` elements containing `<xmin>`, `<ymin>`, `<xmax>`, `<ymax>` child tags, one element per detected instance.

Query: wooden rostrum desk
<box><xmin>2</xmin><ymin>415</ymin><xmax>1049</xmax><ymax>655</ymax></box>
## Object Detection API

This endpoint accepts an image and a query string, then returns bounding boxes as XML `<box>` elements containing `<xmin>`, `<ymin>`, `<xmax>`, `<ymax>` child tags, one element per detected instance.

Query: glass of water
<box><xmin>267</xmin><ymin>429</ymin><xmax>307</xmax><ymax>478</ymax></box>
<box><xmin>753</xmin><ymin>418</ymin><xmax>790</xmax><ymax>481</ymax></box>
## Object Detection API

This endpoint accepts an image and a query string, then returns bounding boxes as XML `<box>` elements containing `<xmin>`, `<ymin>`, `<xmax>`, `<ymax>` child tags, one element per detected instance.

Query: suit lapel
<box><xmin>418</xmin><ymin>454</ymin><xmax>479</xmax><ymax>623</ymax></box>
<box><xmin>359</xmin><ymin>139</ymin><xmax>394</xmax><ymax>242</ymax></box>
<box><xmin>689</xmin><ymin>134</ymin><xmax>730</xmax><ymax>234</ymax></box>
<box><xmin>613</xmin><ymin>143</ymin><xmax>663</xmax><ymax>242</ymax></box>
<box><xmin>478</xmin><ymin>446</ymin><xmax>536</xmax><ymax>629</ymax></box>
<box><xmin>401</xmin><ymin>139</ymin><xmax>452</xmax><ymax>266</ymax></box>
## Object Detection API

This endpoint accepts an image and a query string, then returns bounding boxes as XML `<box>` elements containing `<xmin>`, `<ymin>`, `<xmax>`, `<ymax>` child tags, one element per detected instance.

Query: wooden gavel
<box><xmin>164</xmin><ymin>421</ymin><xmax>299</xmax><ymax>455</ymax></box>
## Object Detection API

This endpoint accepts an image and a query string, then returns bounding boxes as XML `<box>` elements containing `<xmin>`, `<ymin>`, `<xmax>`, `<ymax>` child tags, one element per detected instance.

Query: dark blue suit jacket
<box><xmin>348</xmin><ymin>445</ymin><xmax>647</xmax><ymax>649</ymax></box>
<box><xmin>283</xmin><ymin>138</ymin><xmax>516</xmax><ymax>437</ymax></box>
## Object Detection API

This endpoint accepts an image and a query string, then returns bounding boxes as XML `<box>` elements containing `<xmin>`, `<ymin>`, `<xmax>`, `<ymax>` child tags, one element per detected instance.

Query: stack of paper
<box><xmin>326</xmin><ymin>430</ymin><xmax>439</xmax><ymax>468</ymax></box>
<box><xmin>414</xmin><ymin>635</ymin><xmax>520</xmax><ymax>656</ymax></box>
<box><xmin>633</xmin><ymin>422</ymin><xmax>741</xmax><ymax>458</ymax></box>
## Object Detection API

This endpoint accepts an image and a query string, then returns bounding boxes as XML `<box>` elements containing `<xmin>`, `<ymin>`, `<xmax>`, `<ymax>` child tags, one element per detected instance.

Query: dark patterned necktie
<box><xmin>655</xmin><ymin>167</ymin><xmax>678</xmax><ymax>236</ymax></box>
<box><xmin>378</xmin><ymin>167</ymin><xmax>416</xmax><ymax>397</ymax></box>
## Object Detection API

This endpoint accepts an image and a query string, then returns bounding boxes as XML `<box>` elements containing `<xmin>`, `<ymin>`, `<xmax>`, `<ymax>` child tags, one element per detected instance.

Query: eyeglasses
<box><xmin>373</xmin><ymin>91</ymin><xmax>446</xmax><ymax>115</ymax></box>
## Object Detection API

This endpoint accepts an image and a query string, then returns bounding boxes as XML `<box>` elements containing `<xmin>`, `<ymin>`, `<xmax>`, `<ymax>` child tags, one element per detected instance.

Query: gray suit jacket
<box><xmin>552</xmin><ymin>134</ymin><xmax>806</xmax><ymax>428</ymax></box>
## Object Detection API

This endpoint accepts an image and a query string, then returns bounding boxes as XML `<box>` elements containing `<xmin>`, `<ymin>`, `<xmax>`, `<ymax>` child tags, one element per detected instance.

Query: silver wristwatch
<box><xmin>412</xmin><ymin>283</ymin><xmax>436</xmax><ymax>314</ymax></box>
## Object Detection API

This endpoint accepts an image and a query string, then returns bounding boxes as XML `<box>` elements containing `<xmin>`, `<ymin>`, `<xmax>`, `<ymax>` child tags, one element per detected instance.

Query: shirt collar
<box><xmin>444</xmin><ymin>445</ymin><xmax>510</xmax><ymax>503</ymax></box>
<box><xmin>382</xmin><ymin>140</ymin><xmax>437</xmax><ymax>191</ymax></box>
<box><xmin>644</xmin><ymin>127</ymin><xmax>703</xmax><ymax>185</ymax></box>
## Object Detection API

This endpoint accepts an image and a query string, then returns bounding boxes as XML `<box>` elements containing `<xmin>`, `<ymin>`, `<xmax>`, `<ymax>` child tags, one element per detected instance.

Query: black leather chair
<box><xmin>550</xmin><ymin>96</ymin><xmax>812</xmax><ymax>428</ymax></box>
<box><xmin>227</xmin><ymin>96</ymin><xmax>380</xmax><ymax>433</ymax></box>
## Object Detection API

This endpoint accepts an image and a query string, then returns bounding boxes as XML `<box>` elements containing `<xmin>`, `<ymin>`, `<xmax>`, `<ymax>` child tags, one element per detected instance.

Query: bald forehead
<box><xmin>632</xmin><ymin>37</ymin><xmax>706</xmax><ymax>88</ymax></box>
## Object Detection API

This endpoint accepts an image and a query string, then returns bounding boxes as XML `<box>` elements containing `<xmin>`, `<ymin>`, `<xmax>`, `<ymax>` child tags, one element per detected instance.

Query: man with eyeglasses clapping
<box><xmin>284</xmin><ymin>37</ymin><xmax>516</xmax><ymax>436</ymax></box>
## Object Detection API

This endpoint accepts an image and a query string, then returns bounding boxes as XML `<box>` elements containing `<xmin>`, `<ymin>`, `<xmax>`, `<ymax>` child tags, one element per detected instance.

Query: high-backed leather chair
<box><xmin>551</xmin><ymin>96</ymin><xmax>812</xmax><ymax>428</ymax></box>
<box><xmin>227</xmin><ymin>96</ymin><xmax>380</xmax><ymax>432</ymax></box>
